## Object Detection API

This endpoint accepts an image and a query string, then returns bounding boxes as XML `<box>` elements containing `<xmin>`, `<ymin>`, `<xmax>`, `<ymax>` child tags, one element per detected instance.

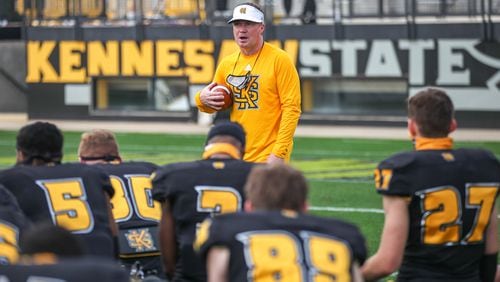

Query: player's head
<box><xmin>16</xmin><ymin>121</ymin><xmax>63</xmax><ymax>165</ymax></box>
<box><xmin>203</xmin><ymin>121</ymin><xmax>246</xmax><ymax>159</ymax></box>
<box><xmin>229</xmin><ymin>2</ymin><xmax>265</xmax><ymax>52</ymax></box>
<box><xmin>78</xmin><ymin>129</ymin><xmax>121</xmax><ymax>164</ymax></box>
<box><xmin>20</xmin><ymin>223</ymin><xmax>85</xmax><ymax>263</ymax></box>
<box><xmin>244</xmin><ymin>164</ymin><xmax>308</xmax><ymax>212</ymax></box>
<box><xmin>408</xmin><ymin>88</ymin><xmax>456</xmax><ymax>138</ymax></box>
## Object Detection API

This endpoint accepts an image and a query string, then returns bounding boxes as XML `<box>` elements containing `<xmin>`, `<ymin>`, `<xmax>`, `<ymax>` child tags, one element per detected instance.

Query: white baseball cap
<box><xmin>228</xmin><ymin>4</ymin><xmax>264</xmax><ymax>24</ymax></box>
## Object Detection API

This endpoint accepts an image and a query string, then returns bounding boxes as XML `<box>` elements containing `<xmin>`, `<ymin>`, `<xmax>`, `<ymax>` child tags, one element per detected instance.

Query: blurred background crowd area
<box><xmin>0</xmin><ymin>0</ymin><xmax>499</xmax><ymax>27</ymax></box>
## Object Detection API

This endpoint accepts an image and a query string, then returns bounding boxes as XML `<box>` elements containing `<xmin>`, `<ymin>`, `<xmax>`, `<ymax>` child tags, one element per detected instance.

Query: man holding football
<box><xmin>195</xmin><ymin>2</ymin><xmax>301</xmax><ymax>164</ymax></box>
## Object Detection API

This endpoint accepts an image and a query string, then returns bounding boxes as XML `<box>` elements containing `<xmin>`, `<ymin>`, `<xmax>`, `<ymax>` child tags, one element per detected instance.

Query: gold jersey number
<box><xmin>110</xmin><ymin>174</ymin><xmax>161</xmax><ymax>222</ymax></box>
<box><xmin>0</xmin><ymin>220</ymin><xmax>20</xmax><ymax>264</ymax></box>
<box><xmin>36</xmin><ymin>178</ymin><xmax>94</xmax><ymax>234</ymax></box>
<box><xmin>195</xmin><ymin>186</ymin><xmax>243</xmax><ymax>216</ymax></box>
<box><xmin>236</xmin><ymin>231</ymin><xmax>352</xmax><ymax>282</ymax></box>
<box><xmin>418</xmin><ymin>184</ymin><xmax>499</xmax><ymax>245</ymax></box>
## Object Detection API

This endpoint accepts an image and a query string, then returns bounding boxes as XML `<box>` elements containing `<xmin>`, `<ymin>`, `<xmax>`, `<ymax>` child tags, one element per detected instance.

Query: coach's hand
<box><xmin>200</xmin><ymin>82</ymin><xmax>226</xmax><ymax>111</ymax></box>
<box><xmin>267</xmin><ymin>153</ymin><xmax>284</xmax><ymax>164</ymax></box>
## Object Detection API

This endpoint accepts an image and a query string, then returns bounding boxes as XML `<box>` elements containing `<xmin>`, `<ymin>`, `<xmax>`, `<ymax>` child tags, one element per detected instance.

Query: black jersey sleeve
<box><xmin>374</xmin><ymin>152</ymin><xmax>415</xmax><ymax>197</ymax></box>
<box><xmin>151</xmin><ymin>166</ymin><xmax>170</xmax><ymax>202</ymax></box>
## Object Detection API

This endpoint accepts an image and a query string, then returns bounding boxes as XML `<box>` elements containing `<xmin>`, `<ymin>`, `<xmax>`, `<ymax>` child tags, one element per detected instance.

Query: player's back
<box><xmin>197</xmin><ymin>210</ymin><xmax>367</xmax><ymax>282</ymax></box>
<box><xmin>0</xmin><ymin>257</ymin><xmax>129</xmax><ymax>282</ymax></box>
<box><xmin>0</xmin><ymin>163</ymin><xmax>115</xmax><ymax>259</ymax></box>
<box><xmin>376</xmin><ymin>147</ymin><xmax>500</xmax><ymax>280</ymax></box>
<box><xmin>95</xmin><ymin>161</ymin><xmax>162</xmax><ymax>276</ymax></box>
<box><xmin>152</xmin><ymin>158</ymin><xmax>256</xmax><ymax>281</ymax></box>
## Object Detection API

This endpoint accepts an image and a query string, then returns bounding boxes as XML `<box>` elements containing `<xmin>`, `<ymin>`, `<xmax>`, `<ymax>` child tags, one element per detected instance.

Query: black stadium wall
<box><xmin>24</xmin><ymin>22</ymin><xmax>500</xmax><ymax>127</ymax></box>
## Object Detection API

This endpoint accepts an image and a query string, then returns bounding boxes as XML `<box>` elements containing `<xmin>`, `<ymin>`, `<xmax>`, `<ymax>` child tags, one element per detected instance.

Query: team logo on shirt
<box><xmin>125</xmin><ymin>228</ymin><xmax>156</xmax><ymax>252</ymax></box>
<box><xmin>227</xmin><ymin>73</ymin><xmax>259</xmax><ymax>109</ymax></box>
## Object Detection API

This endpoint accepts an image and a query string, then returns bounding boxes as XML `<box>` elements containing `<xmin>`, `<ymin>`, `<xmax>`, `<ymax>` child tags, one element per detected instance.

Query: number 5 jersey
<box><xmin>0</xmin><ymin>163</ymin><xmax>116</xmax><ymax>259</ymax></box>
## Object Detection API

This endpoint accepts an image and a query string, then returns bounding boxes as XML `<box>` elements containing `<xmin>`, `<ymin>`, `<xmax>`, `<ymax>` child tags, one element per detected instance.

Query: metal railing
<box><xmin>1</xmin><ymin>0</ymin><xmax>498</xmax><ymax>26</ymax></box>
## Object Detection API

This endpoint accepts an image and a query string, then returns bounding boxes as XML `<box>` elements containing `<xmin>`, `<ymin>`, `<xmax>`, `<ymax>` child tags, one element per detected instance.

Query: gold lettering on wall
<box><xmin>184</xmin><ymin>40</ymin><xmax>214</xmax><ymax>84</ymax></box>
<box><xmin>26</xmin><ymin>41</ymin><xmax>58</xmax><ymax>83</ymax></box>
<box><xmin>156</xmin><ymin>40</ymin><xmax>183</xmax><ymax>77</ymax></box>
<box><xmin>26</xmin><ymin>40</ymin><xmax>298</xmax><ymax>84</ymax></box>
<box><xmin>121</xmin><ymin>41</ymin><xmax>154</xmax><ymax>76</ymax></box>
<box><xmin>87</xmin><ymin>41</ymin><xmax>119</xmax><ymax>76</ymax></box>
<box><xmin>59</xmin><ymin>41</ymin><xmax>86</xmax><ymax>82</ymax></box>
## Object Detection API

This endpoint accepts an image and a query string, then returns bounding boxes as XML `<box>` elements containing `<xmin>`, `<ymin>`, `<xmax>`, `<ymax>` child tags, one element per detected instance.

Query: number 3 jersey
<box><xmin>0</xmin><ymin>163</ymin><xmax>116</xmax><ymax>259</ymax></box>
<box><xmin>152</xmin><ymin>158</ymin><xmax>255</xmax><ymax>281</ymax></box>
<box><xmin>196</xmin><ymin>210</ymin><xmax>367</xmax><ymax>282</ymax></box>
<box><xmin>374</xmin><ymin>138</ymin><xmax>500</xmax><ymax>280</ymax></box>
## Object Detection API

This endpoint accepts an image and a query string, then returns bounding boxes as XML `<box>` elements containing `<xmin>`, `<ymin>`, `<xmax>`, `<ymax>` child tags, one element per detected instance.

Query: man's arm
<box><xmin>271</xmin><ymin>53</ymin><xmax>301</xmax><ymax>162</ymax></box>
<box><xmin>206</xmin><ymin>246</ymin><xmax>230</xmax><ymax>282</ymax></box>
<box><xmin>351</xmin><ymin>261</ymin><xmax>364</xmax><ymax>282</ymax></box>
<box><xmin>480</xmin><ymin>206</ymin><xmax>498</xmax><ymax>282</ymax></box>
<box><xmin>362</xmin><ymin>195</ymin><xmax>409</xmax><ymax>281</ymax></box>
<box><xmin>159</xmin><ymin>201</ymin><xmax>177</xmax><ymax>279</ymax></box>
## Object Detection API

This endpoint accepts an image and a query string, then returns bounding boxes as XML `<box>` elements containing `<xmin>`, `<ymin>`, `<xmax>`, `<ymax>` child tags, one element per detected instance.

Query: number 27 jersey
<box><xmin>375</xmin><ymin>146</ymin><xmax>500</xmax><ymax>279</ymax></box>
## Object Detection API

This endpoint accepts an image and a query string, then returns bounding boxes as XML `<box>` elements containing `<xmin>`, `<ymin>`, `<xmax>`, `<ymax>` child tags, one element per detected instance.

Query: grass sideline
<box><xmin>1</xmin><ymin>130</ymin><xmax>499</xmax><ymax>279</ymax></box>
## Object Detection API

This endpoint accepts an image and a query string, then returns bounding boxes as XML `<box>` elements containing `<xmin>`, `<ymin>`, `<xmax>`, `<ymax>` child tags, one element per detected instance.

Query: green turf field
<box><xmin>1</xmin><ymin>130</ymin><xmax>499</xmax><ymax>280</ymax></box>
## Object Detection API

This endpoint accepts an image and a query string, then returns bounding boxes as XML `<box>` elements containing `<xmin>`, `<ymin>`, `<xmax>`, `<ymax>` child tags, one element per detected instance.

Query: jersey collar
<box><xmin>414</xmin><ymin>137</ymin><xmax>453</xmax><ymax>151</ymax></box>
<box><xmin>202</xmin><ymin>143</ymin><xmax>241</xmax><ymax>160</ymax></box>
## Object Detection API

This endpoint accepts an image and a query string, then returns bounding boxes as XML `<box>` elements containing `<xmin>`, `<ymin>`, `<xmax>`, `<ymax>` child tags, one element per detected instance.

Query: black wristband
<box><xmin>479</xmin><ymin>253</ymin><xmax>497</xmax><ymax>282</ymax></box>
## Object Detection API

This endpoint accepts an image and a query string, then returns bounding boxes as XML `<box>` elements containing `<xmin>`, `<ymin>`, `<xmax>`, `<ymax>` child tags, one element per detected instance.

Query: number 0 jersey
<box><xmin>197</xmin><ymin>210</ymin><xmax>367</xmax><ymax>282</ymax></box>
<box><xmin>0</xmin><ymin>163</ymin><xmax>116</xmax><ymax>259</ymax></box>
<box><xmin>95</xmin><ymin>161</ymin><xmax>162</xmax><ymax>276</ymax></box>
<box><xmin>375</xmin><ymin>138</ymin><xmax>500</xmax><ymax>281</ymax></box>
<box><xmin>152</xmin><ymin>158</ymin><xmax>255</xmax><ymax>281</ymax></box>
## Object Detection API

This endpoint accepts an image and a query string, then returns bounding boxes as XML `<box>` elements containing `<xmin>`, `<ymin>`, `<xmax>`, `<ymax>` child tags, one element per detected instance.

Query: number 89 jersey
<box><xmin>197</xmin><ymin>210</ymin><xmax>367</xmax><ymax>282</ymax></box>
<box><xmin>375</xmin><ymin>146</ymin><xmax>500</xmax><ymax>280</ymax></box>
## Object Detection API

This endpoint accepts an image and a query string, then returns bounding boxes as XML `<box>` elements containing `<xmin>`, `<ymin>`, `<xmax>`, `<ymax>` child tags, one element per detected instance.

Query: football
<box><xmin>212</xmin><ymin>85</ymin><xmax>233</xmax><ymax>110</ymax></box>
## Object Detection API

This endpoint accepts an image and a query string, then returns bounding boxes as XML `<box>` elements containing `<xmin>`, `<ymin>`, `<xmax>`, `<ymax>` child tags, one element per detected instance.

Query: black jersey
<box><xmin>0</xmin><ymin>185</ymin><xmax>31</xmax><ymax>265</ymax></box>
<box><xmin>95</xmin><ymin>161</ymin><xmax>162</xmax><ymax>276</ymax></box>
<box><xmin>375</xmin><ymin>146</ymin><xmax>500</xmax><ymax>281</ymax></box>
<box><xmin>197</xmin><ymin>210</ymin><xmax>367</xmax><ymax>282</ymax></box>
<box><xmin>0</xmin><ymin>257</ymin><xmax>129</xmax><ymax>282</ymax></box>
<box><xmin>0</xmin><ymin>163</ymin><xmax>115</xmax><ymax>259</ymax></box>
<box><xmin>152</xmin><ymin>158</ymin><xmax>255</xmax><ymax>281</ymax></box>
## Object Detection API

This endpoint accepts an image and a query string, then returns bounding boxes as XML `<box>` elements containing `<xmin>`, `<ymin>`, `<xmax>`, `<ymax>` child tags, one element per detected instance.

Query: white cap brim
<box><xmin>228</xmin><ymin>4</ymin><xmax>264</xmax><ymax>24</ymax></box>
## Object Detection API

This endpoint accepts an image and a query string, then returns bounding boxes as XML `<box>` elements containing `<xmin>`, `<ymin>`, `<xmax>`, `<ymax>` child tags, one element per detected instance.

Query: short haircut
<box><xmin>16</xmin><ymin>122</ymin><xmax>63</xmax><ymax>164</ymax></box>
<box><xmin>408</xmin><ymin>88</ymin><xmax>454</xmax><ymax>138</ymax></box>
<box><xmin>20</xmin><ymin>223</ymin><xmax>85</xmax><ymax>257</ymax></box>
<box><xmin>245</xmin><ymin>164</ymin><xmax>307</xmax><ymax>211</ymax></box>
<box><xmin>206</xmin><ymin>121</ymin><xmax>246</xmax><ymax>149</ymax></box>
<box><xmin>78</xmin><ymin>129</ymin><xmax>120</xmax><ymax>161</ymax></box>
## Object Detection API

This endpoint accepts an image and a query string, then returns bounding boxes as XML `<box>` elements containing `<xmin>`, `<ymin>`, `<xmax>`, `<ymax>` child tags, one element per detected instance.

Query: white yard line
<box><xmin>309</xmin><ymin>206</ymin><xmax>500</xmax><ymax>219</ymax></box>
<box><xmin>309</xmin><ymin>206</ymin><xmax>384</xmax><ymax>214</ymax></box>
